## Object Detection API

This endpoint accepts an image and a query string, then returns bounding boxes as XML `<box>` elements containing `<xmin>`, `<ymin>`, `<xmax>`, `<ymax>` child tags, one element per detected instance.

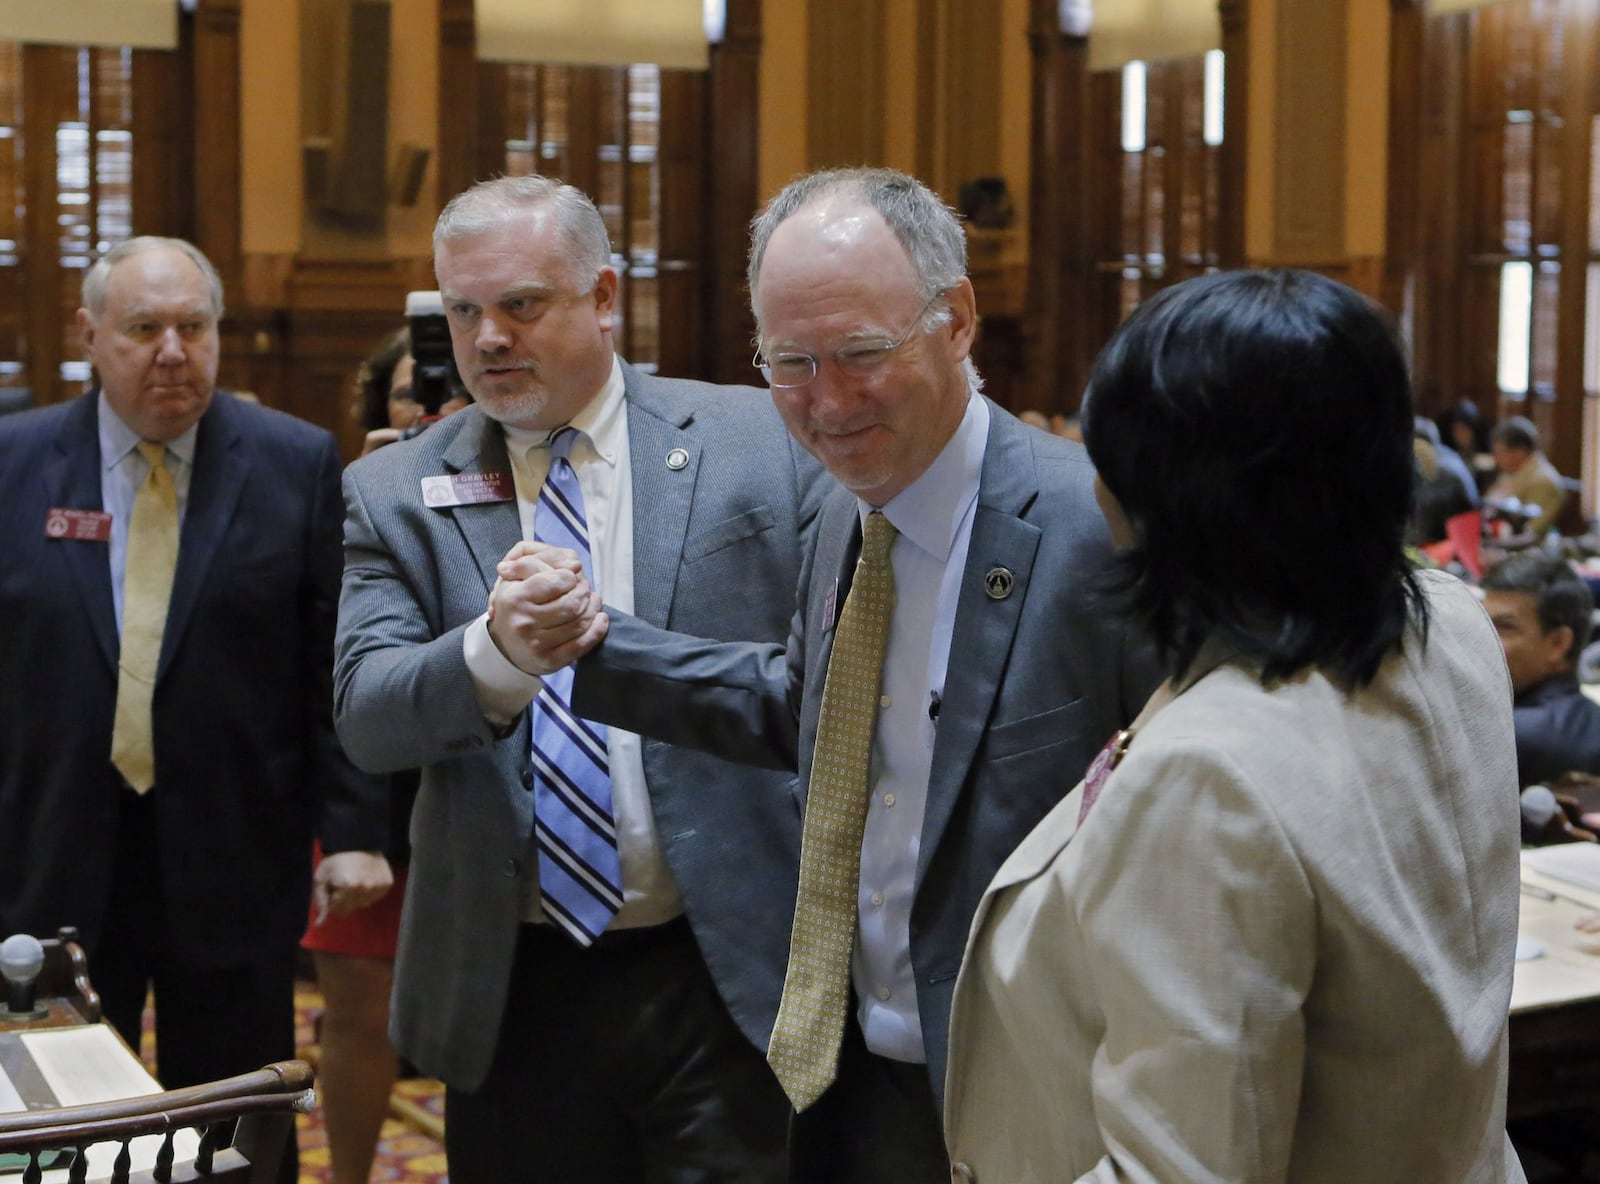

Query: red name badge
<box><xmin>420</xmin><ymin>472</ymin><xmax>515</xmax><ymax>508</ymax></box>
<box><xmin>44</xmin><ymin>508</ymin><xmax>113</xmax><ymax>542</ymax></box>
<box><xmin>1079</xmin><ymin>728</ymin><xmax>1134</xmax><ymax>825</ymax></box>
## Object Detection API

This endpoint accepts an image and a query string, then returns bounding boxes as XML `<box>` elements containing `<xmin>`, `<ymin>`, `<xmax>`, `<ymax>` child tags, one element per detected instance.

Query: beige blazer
<box><xmin>944</xmin><ymin>570</ymin><xmax>1527</xmax><ymax>1184</ymax></box>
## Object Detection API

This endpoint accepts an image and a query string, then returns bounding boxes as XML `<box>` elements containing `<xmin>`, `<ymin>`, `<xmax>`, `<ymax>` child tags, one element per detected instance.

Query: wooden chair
<box><xmin>0</xmin><ymin>1059</ymin><xmax>313</xmax><ymax>1183</ymax></box>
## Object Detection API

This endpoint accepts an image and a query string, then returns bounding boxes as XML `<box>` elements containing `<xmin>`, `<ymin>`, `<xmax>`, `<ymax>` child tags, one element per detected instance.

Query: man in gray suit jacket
<box><xmin>333</xmin><ymin>177</ymin><xmax>826</xmax><ymax>1183</ymax></box>
<box><xmin>510</xmin><ymin>168</ymin><xmax>1156</xmax><ymax>1182</ymax></box>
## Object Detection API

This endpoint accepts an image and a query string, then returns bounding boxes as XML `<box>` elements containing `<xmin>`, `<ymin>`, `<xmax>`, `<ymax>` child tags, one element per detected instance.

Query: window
<box><xmin>489</xmin><ymin>62</ymin><xmax>663</xmax><ymax>372</ymax></box>
<box><xmin>1092</xmin><ymin>51</ymin><xmax>1223</xmax><ymax>342</ymax></box>
<box><xmin>0</xmin><ymin>43</ymin><xmax>139</xmax><ymax>404</ymax></box>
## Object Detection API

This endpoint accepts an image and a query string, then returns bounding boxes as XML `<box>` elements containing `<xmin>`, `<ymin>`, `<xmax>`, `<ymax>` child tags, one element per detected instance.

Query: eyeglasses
<box><xmin>752</xmin><ymin>290</ymin><xmax>947</xmax><ymax>389</ymax></box>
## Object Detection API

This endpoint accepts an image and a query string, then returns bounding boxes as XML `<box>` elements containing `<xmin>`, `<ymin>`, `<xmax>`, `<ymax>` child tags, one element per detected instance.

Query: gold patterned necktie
<box><xmin>767</xmin><ymin>510</ymin><xmax>897</xmax><ymax>1110</ymax></box>
<box><xmin>110</xmin><ymin>440</ymin><xmax>179</xmax><ymax>794</ymax></box>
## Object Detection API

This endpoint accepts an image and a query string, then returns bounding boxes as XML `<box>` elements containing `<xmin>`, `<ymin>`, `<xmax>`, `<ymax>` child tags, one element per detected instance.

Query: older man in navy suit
<box><xmin>0</xmin><ymin>237</ymin><xmax>387</xmax><ymax>1184</ymax></box>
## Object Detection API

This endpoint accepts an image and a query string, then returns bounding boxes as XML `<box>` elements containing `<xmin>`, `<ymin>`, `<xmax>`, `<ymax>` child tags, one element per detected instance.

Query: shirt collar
<box><xmin>502</xmin><ymin>354</ymin><xmax>626</xmax><ymax>466</ymax></box>
<box><xmin>97</xmin><ymin>389</ymin><xmax>199</xmax><ymax>469</ymax></box>
<box><xmin>861</xmin><ymin>392</ymin><xmax>988</xmax><ymax>563</ymax></box>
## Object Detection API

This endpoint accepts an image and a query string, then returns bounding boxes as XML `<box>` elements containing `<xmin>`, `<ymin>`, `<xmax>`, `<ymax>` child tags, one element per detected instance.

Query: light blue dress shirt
<box><xmin>853</xmin><ymin>392</ymin><xmax>989</xmax><ymax>1064</ymax></box>
<box><xmin>97</xmin><ymin>393</ymin><xmax>196</xmax><ymax>634</ymax></box>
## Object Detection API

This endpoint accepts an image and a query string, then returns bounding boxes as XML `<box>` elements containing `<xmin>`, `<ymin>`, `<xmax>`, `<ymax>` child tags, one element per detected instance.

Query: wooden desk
<box><xmin>1508</xmin><ymin>855</ymin><xmax>1600</xmax><ymax>1119</ymax></box>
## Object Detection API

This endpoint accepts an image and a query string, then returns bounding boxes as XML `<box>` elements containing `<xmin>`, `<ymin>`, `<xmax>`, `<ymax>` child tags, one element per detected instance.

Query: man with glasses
<box><xmin>509</xmin><ymin>167</ymin><xmax>1156</xmax><ymax>1181</ymax></box>
<box><xmin>332</xmin><ymin>175</ymin><xmax>827</xmax><ymax>1183</ymax></box>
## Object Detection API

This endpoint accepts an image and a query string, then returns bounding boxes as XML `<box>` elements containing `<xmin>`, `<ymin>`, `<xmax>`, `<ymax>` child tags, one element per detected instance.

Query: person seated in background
<box><xmin>1486</xmin><ymin>416</ymin><xmax>1566</xmax><ymax>538</ymax></box>
<box><xmin>1438</xmin><ymin>399</ymin><xmax>1493</xmax><ymax>488</ymax></box>
<box><xmin>1017</xmin><ymin>408</ymin><xmax>1051</xmax><ymax>431</ymax></box>
<box><xmin>1415</xmin><ymin>416</ymin><xmax>1478</xmax><ymax>508</ymax></box>
<box><xmin>1482</xmin><ymin>552</ymin><xmax>1600</xmax><ymax>843</ymax></box>
<box><xmin>942</xmin><ymin>268</ymin><xmax>1526</xmax><ymax>1183</ymax></box>
<box><xmin>1410</xmin><ymin>430</ymin><xmax>1476</xmax><ymax>546</ymax></box>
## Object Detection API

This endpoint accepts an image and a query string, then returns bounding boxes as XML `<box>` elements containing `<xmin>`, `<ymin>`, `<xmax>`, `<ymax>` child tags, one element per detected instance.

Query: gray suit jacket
<box><xmin>575</xmin><ymin>403</ymin><xmax>1157</xmax><ymax>1103</ymax></box>
<box><xmin>333</xmin><ymin>362</ymin><xmax>827</xmax><ymax>1090</ymax></box>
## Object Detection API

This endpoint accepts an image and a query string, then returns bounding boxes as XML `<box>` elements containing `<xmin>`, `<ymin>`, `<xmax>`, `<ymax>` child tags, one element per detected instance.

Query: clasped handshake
<box><xmin>486</xmin><ymin>541</ymin><xmax>610</xmax><ymax>677</ymax></box>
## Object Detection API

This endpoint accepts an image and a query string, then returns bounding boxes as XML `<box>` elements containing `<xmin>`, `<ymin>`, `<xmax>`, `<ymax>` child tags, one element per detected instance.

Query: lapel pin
<box><xmin>666</xmin><ymin>447</ymin><xmax>690</xmax><ymax>471</ymax></box>
<box><xmin>984</xmin><ymin>567</ymin><xmax>1015</xmax><ymax>600</ymax></box>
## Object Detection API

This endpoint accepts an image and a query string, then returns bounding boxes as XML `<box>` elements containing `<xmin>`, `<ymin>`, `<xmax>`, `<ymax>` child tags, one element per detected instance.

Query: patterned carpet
<box><xmin>136</xmin><ymin>979</ymin><xmax>449</xmax><ymax>1183</ymax></box>
<box><xmin>291</xmin><ymin>980</ymin><xmax>449</xmax><ymax>1184</ymax></box>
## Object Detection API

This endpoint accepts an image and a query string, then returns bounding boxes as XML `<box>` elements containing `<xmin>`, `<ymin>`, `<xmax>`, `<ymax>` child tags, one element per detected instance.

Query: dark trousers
<box><xmin>445</xmin><ymin>917</ymin><xmax>789</xmax><ymax>1184</ymax></box>
<box><xmin>788</xmin><ymin>1016</ymin><xmax>950</xmax><ymax>1184</ymax></box>
<box><xmin>93</xmin><ymin>788</ymin><xmax>298</xmax><ymax>1184</ymax></box>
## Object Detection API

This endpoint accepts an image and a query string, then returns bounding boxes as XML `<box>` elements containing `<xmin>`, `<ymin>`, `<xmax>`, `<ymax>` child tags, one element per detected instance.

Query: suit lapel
<box><xmin>916</xmin><ymin>411</ymin><xmax>1042</xmax><ymax>886</ymax></box>
<box><xmin>622</xmin><ymin>365</ymin><xmax>698</xmax><ymax>627</ymax></box>
<box><xmin>160</xmin><ymin>397</ymin><xmax>246</xmax><ymax>679</ymax></box>
<box><xmin>440</xmin><ymin>409</ymin><xmax>523</xmax><ymax>595</ymax></box>
<box><xmin>43</xmin><ymin>395</ymin><xmax>118</xmax><ymax>671</ymax></box>
<box><xmin>805</xmin><ymin>492</ymin><xmax>863</xmax><ymax>713</ymax></box>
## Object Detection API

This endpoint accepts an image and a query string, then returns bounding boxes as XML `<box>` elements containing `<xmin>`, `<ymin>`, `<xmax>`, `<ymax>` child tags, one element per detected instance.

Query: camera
<box><xmin>405</xmin><ymin>290</ymin><xmax>467</xmax><ymax>418</ymax></box>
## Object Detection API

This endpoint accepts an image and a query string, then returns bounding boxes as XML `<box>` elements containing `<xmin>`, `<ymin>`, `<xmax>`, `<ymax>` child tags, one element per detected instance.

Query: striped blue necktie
<box><xmin>530</xmin><ymin>426</ymin><xmax>623</xmax><ymax>945</ymax></box>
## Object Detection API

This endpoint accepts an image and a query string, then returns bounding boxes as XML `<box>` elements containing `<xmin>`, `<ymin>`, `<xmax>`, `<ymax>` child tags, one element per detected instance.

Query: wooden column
<box><xmin>702</xmin><ymin>0</ymin><xmax>762</xmax><ymax>383</ymax></box>
<box><xmin>193</xmin><ymin>0</ymin><xmax>243</xmax><ymax>293</ymax></box>
<box><xmin>438</xmin><ymin>0</ymin><xmax>477</xmax><ymax>202</ymax></box>
<box><xmin>20</xmin><ymin>47</ymin><xmax>64</xmax><ymax>403</ymax></box>
<box><xmin>656</xmin><ymin>68</ymin><xmax>707</xmax><ymax>379</ymax></box>
<box><xmin>1218</xmin><ymin>0</ymin><xmax>1248</xmax><ymax>268</ymax></box>
<box><xmin>1550</xmin><ymin>0</ymin><xmax>1597</xmax><ymax>479</ymax></box>
<box><xmin>1023</xmin><ymin>0</ymin><xmax>1092</xmax><ymax>413</ymax></box>
<box><xmin>1382</xmin><ymin>0</ymin><xmax>1424</xmax><ymax>317</ymax></box>
<box><xmin>132</xmin><ymin>12</ymin><xmax>195</xmax><ymax>241</ymax></box>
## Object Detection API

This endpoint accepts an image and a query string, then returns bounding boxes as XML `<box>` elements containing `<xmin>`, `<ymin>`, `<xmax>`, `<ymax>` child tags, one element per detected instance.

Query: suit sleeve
<box><xmin>303</xmin><ymin>434</ymin><xmax>389</xmax><ymax>852</ymax></box>
<box><xmin>334</xmin><ymin>461</ymin><xmax>512</xmax><ymax>774</ymax></box>
<box><xmin>1068</xmin><ymin>743</ymin><xmax>1313</xmax><ymax>1184</ymax></box>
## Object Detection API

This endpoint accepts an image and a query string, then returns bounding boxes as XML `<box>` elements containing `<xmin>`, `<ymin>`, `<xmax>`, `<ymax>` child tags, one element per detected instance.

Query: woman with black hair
<box><xmin>943</xmin><ymin>270</ymin><xmax>1527</xmax><ymax>1183</ymax></box>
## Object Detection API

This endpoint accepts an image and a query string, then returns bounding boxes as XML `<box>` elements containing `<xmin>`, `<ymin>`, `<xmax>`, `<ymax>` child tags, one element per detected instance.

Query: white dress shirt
<box><xmin>98</xmin><ymin>392</ymin><xmax>197</xmax><ymax>634</ymax></box>
<box><xmin>853</xmin><ymin>392</ymin><xmax>988</xmax><ymax>1063</ymax></box>
<box><xmin>463</xmin><ymin>355</ymin><xmax>682</xmax><ymax>928</ymax></box>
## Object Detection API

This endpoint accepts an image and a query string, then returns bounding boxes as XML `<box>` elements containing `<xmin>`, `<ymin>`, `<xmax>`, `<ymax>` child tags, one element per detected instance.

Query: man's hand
<box><xmin>486</xmin><ymin>540</ymin><xmax>610</xmax><ymax>677</ymax></box>
<box><xmin>311</xmin><ymin>851</ymin><xmax>394</xmax><ymax>925</ymax></box>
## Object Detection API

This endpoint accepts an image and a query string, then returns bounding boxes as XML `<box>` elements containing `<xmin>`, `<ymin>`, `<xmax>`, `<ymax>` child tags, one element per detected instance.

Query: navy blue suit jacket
<box><xmin>0</xmin><ymin>391</ymin><xmax>384</xmax><ymax>966</ymax></box>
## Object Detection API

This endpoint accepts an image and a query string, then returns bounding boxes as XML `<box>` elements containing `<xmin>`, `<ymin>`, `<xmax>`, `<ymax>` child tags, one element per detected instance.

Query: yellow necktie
<box><xmin>111</xmin><ymin>441</ymin><xmax>179</xmax><ymax>793</ymax></box>
<box><xmin>768</xmin><ymin>510</ymin><xmax>896</xmax><ymax>1110</ymax></box>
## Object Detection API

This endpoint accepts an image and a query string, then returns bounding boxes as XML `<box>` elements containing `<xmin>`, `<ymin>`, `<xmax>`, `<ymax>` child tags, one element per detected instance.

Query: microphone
<box><xmin>0</xmin><ymin>933</ymin><xmax>46</xmax><ymax>1018</ymax></box>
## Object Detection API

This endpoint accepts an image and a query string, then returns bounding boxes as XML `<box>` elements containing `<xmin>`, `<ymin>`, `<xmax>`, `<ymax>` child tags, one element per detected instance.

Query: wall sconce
<box><xmin>1058</xmin><ymin>0</ymin><xmax>1092</xmax><ymax>36</ymax></box>
<box><xmin>704</xmin><ymin>0</ymin><xmax>726</xmax><ymax>44</ymax></box>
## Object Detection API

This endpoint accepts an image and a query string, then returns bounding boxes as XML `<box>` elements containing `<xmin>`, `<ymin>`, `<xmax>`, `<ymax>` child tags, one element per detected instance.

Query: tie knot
<box><xmin>549</xmin><ymin>426</ymin><xmax>581</xmax><ymax>462</ymax></box>
<box><xmin>861</xmin><ymin>511</ymin><xmax>895</xmax><ymax>565</ymax></box>
<box><xmin>136</xmin><ymin>440</ymin><xmax>166</xmax><ymax>469</ymax></box>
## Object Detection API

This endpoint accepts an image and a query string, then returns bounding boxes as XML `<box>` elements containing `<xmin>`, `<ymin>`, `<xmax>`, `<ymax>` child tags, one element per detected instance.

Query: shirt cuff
<box><xmin>464</xmin><ymin>613</ymin><xmax>542</xmax><ymax>727</ymax></box>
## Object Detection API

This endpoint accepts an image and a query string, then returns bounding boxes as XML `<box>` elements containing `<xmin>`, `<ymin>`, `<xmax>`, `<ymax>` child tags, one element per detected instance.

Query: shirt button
<box><xmin>883</xmin><ymin>793</ymin><xmax>896</xmax><ymax>807</ymax></box>
<box><xmin>870</xmin><ymin>891</ymin><xmax>884</xmax><ymax>907</ymax></box>
<box><xmin>503</xmin><ymin>858</ymin><xmax>520</xmax><ymax>878</ymax></box>
<box><xmin>876</xmin><ymin>985</ymin><xmax>892</xmax><ymax>1001</ymax></box>
<box><xmin>880</xmin><ymin>694</ymin><xmax>892</xmax><ymax>709</ymax></box>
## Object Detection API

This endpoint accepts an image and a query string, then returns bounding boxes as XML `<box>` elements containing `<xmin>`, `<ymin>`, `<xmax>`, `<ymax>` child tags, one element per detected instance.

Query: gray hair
<box><xmin>748</xmin><ymin>168</ymin><xmax>968</xmax><ymax>329</ymax></box>
<box><xmin>747</xmin><ymin>167</ymin><xmax>982</xmax><ymax>392</ymax></box>
<box><xmin>82</xmin><ymin>237</ymin><xmax>225</xmax><ymax>319</ymax></box>
<box><xmin>434</xmin><ymin>175</ymin><xmax>612</xmax><ymax>287</ymax></box>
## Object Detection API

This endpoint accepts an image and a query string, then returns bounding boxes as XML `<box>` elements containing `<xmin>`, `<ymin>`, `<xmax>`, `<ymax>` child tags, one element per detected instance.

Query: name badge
<box><xmin>421</xmin><ymin>472</ymin><xmax>515</xmax><ymax>508</ymax></box>
<box><xmin>44</xmin><ymin>508</ymin><xmax>113</xmax><ymax>542</ymax></box>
